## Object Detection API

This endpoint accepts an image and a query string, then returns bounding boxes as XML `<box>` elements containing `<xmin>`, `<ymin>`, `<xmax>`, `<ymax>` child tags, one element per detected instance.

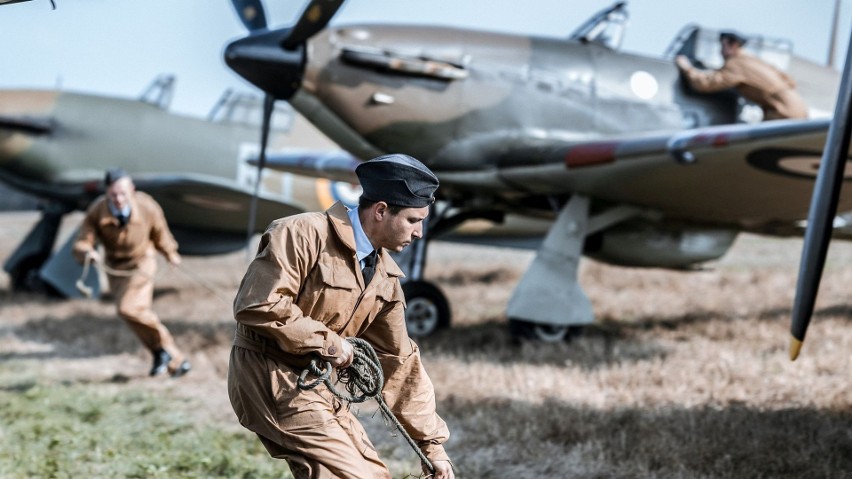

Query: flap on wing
<box><xmin>441</xmin><ymin>119</ymin><xmax>848</xmax><ymax>225</ymax></box>
<box><xmin>249</xmin><ymin>149</ymin><xmax>361</xmax><ymax>184</ymax></box>
<box><xmin>133</xmin><ymin>174</ymin><xmax>305</xmax><ymax>235</ymax></box>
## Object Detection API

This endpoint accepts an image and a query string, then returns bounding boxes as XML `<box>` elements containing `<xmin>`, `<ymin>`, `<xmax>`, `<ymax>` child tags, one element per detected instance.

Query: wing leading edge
<box><xmin>440</xmin><ymin>119</ymin><xmax>848</xmax><ymax>228</ymax></box>
<box><xmin>133</xmin><ymin>174</ymin><xmax>305</xmax><ymax>235</ymax></box>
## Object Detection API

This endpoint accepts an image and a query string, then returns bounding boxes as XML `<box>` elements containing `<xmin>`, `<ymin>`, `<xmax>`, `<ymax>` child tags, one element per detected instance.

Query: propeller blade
<box><xmin>231</xmin><ymin>0</ymin><xmax>268</xmax><ymax>31</ymax></box>
<box><xmin>245</xmin><ymin>94</ymin><xmax>276</xmax><ymax>253</ymax></box>
<box><xmin>225</xmin><ymin>28</ymin><xmax>305</xmax><ymax>100</ymax></box>
<box><xmin>281</xmin><ymin>0</ymin><xmax>345</xmax><ymax>50</ymax></box>
<box><xmin>789</xmin><ymin>28</ymin><xmax>852</xmax><ymax>361</ymax></box>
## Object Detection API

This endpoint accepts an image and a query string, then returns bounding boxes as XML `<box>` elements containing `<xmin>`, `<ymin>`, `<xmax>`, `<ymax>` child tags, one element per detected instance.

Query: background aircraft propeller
<box><xmin>789</xmin><ymin>29</ymin><xmax>852</xmax><ymax>360</ymax></box>
<box><xmin>281</xmin><ymin>0</ymin><xmax>345</xmax><ymax>50</ymax></box>
<box><xmin>244</xmin><ymin>94</ymin><xmax>275</xmax><ymax>252</ymax></box>
<box><xmin>231</xmin><ymin>0</ymin><xmax>268</xmax><ymax>31</ymax></box>
<box><xmin>226</xmin><ymin>0</ymin><xmax>346</xmax><ymax>248</ymax></box>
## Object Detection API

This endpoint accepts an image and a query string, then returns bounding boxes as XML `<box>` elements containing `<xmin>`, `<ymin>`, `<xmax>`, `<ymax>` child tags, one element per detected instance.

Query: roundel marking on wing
<box><xmin>315</xmin><ymin>179</ymin><xmax>363</xmax><ymax>209</ymax></box>
<box><xmin>747</xmin><ymin>148</ymin><xmax>852</xmax><ymax>180</ymax></box>
<box><xmin>630</xmin><ymin>70</ymin><xmax>658</xmax><ymax>100</ymax></box>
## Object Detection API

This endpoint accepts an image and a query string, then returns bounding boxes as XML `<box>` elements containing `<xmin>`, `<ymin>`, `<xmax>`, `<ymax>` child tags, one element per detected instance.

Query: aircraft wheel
<box><xmin>8</xmin><ymin>255</ymin><xmax>60</xmax><ymax>296</ymax></box>
<box><xmin>402</xmin><ymin>280</ymin><xmax>450</xmax><ymax>338</ymax></box>
<box><xmin>508</xmin><ymin>318</ymin><xmax>583</xmax><ymax>342</ymax></box>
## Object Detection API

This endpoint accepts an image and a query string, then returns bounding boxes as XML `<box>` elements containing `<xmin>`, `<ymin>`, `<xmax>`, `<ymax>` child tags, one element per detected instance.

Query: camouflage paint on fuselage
<box><xmin>300</xmin><ymin>24</ymin><xmax>744</xmax><ymax>170</ymax></box>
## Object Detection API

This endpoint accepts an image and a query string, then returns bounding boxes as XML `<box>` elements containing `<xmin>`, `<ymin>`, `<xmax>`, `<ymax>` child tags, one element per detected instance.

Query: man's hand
<box><xmin>330</xmin><ymin>338</ymin><xmax>354</xmax><ymax>368</ymax></box>
<box><xmin>675</xmin><ymin>54</ymin><xmax>692</xmax><ymax>71</ymax></box>
<box><xmin>425</xmin><ymin>460</ymin><xmax>454</xmax><ymax>479</ymax></box>
<box><xmin>168</xmin><ymin>253</ymin><xmax>182</xmax><ymax>266</ymax></box>
<box><xmin>85</xmin><ymin>249</ymin><xmax>102</xmax><ymax>265</ymax></box>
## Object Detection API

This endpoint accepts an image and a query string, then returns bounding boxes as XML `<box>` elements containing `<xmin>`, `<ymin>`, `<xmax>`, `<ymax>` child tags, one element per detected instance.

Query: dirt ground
<box><xmin>2</xmin><ymin>210</ymin><xmax>851</xmax><ymax>478</ymax></box>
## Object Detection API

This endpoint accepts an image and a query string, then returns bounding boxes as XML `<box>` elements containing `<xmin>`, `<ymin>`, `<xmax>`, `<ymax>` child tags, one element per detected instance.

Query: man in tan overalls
<box><xmin>73</xmin><ymin>168</ymin><xmax>190</xmax><ymax>377</ymax></box>
<box><xmin>676</xmin><ymin>31</ymin><xmax>809</xmax><ymax>121</ymax></box>
<box><xmin>228</xmin><ymin>154</ymin><xmax>454</xmax><ymax>478</ymax></box>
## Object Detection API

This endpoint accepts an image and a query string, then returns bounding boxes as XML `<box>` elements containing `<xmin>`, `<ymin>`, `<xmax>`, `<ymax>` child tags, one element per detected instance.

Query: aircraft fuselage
<box><xmin>298</xmin><ymin>25</ymin><xmax>737</xmax><ymax>171</ymax></box>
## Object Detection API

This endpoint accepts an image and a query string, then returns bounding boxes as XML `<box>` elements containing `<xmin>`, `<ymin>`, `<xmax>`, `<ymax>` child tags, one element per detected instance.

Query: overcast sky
<box><xmin>1</xmin><ymin>0</ymin><xmax>848</xmax><ymax>117</ymax></box>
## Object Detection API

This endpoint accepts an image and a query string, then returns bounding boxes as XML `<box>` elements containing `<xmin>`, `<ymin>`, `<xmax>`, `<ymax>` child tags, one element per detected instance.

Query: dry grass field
<box><xmin>1</xmin><ymin>210</ymin><xmax>851</xmax><ymax>478</ymax></box>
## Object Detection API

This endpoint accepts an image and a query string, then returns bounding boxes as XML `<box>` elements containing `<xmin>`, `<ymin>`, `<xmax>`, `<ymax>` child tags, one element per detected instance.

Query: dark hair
<box><xmin>359</xmin><ymin>197</ymin><xmax>406</xmax><ymax>215</ymax></box>
<box><xmin>719</xmin><ymin>31</ymin><xmax>747</xmax><ymax>46</ymax></box>
<box><xmin>104</xmin><ymin>167</ymin><xmax>129</xmax><ymax>186</ymax></box>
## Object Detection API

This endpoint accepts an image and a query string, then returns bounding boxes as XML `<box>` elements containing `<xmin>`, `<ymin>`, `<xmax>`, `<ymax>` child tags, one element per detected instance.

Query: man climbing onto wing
<box><xmin>676</xmin><ymin>30</ymin><xmax>808</xmax><ymax>121</ymax></box>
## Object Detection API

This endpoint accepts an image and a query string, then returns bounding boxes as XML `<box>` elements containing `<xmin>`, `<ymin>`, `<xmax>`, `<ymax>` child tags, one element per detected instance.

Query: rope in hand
<box><xmin>297</xmin><ymin>337</ymin><xmax>435</xmax><ymax>475</ymax></box>
<box><xmin>76</xmin><ymin>253</ymin><xmax>149</xmax><ymax>297</ymax></box>
<box><xmin>77</xmin><ymin>253</ymin><xmax>233</xmax><ymax>307</ymax></box>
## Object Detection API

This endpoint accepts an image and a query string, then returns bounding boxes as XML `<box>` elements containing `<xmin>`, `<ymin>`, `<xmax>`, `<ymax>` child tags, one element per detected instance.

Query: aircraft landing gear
<box><xmin>7</xmin><ymin>255</ymin><xmax>50</xmax><ymax>292</ymax></box>
<box><xmin>402</xmin><ymin>280</ymin><xmax>450</xmax><ymax>338</ymax></box>
<box><xmin>508</xmin><ymin>318</ymin><xmax>584</xmax><ymax>342</ymax></box>
<box><xmin>505</xmin><ymin>195</ymin><xmax>638</xmax><ymax>342</ymax></box>
<box><xmin>3</xmin><ymin>201</ymin><xmax>71</xmax><ymax>295</ymax></box>
<box><xmin>391</xmin><ymin>206</ymin><xmax>452</xmax><ymax>338</ymax></box>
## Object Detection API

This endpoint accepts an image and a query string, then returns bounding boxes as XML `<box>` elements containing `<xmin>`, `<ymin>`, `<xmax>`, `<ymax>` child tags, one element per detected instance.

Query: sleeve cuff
<box><xmin>421</xmin><ymin>443</ymin><xmax>450</xmax><ymax>463</ymax></box>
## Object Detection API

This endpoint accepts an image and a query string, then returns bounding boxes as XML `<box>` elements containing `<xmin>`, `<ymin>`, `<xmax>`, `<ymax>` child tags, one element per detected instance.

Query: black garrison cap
<box><xmin>104</xmin><ymin>167</ymin><xmax>129</xmax><ymax>186</ymax></box>
<box><xmin>720</xmin><ymin>31</ymin><xmax>747</xmax><ymax>46</ymax></box>
<box><xmin>355</xmin><ymin>154</ymin><xmax>439</xmax><ymax>208</ymax></box>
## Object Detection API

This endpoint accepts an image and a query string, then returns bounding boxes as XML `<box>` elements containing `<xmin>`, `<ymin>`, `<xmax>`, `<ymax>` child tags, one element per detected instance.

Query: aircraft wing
<box><xmin>132</xmin><ymin>174</ymin><xmax>305</xmax><ymax>255</ymax></box>
<box><xmin>438</xmin><ymin>118</ymin><xmax>849</xmax><ymax>229</ymax></box>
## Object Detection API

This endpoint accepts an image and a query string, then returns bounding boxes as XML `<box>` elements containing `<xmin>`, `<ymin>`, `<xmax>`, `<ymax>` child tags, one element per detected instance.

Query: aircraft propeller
<box><xmin>789</xmin><ymin>29</ymin><xmax>852</xmax><ymax>361</ymax></box>
<box><xmin>225</xmin><ymin>0</ymin><xmax>345</xmax><ymax>247</ymax></box>
<box><xmin>225</xmin><ymin>0</ymin><xmax>345</xmax><ymax>101</ymax></box>
<box><xmin>231</xmin><ymin>0</ymin><xmax>268</xmax><ymax>31</ymax></box>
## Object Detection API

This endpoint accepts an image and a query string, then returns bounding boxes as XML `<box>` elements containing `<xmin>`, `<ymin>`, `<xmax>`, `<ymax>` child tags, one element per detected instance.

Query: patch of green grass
<box><xmin>0</xmin><ymin>380</ymin><xmax>290</xmax><ymax>479</ymax></box>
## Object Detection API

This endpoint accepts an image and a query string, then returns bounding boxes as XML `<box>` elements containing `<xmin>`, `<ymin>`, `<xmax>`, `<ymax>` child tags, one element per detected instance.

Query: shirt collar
<box><xmin>347</xmin><ymin>206</ymin><xmax>375</xmax><ymax>262</ymax></box>
<box><xmin>107</xmin><ymin>200</ymin><xmax>131</xmax><ymax>218</ymax></box>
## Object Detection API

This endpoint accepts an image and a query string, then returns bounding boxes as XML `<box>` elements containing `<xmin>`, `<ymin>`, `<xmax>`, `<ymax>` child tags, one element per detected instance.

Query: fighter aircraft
<box><xmin>222</xmin><ymin>0</ymin><xmax>852</xmax><ymax>341</ymax></box>
<box><xmin>0</xmin><ymin>75</ymin><xmax>356</xmax><ymax>296</ymax></box>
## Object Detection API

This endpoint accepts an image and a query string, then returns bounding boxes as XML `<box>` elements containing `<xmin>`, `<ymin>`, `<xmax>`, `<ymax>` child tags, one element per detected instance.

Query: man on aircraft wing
<box><xmin>228</xmin><ymin>154</ymin><xmax>454</xmax><ymax>478</ymax></box>
<box><xmin>676</xmin><ymin>30</ymin><xmax>809</xmax><ymax>121</ymax></box>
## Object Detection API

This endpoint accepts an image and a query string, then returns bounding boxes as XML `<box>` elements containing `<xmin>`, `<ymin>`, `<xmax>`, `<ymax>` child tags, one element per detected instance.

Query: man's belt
<box><xmin>232</xmin><ymin>324</ymin><xmax>311</xmax><ymax>369</ymax></box>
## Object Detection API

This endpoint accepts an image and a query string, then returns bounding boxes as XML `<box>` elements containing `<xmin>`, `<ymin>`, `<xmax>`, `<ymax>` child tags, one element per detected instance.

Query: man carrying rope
<box><xmin>228</xmin><ymin>154</ymin><xmax>454</xmax><ymax>478</ymax></box>
<box><xmin>73</xmin><ymin>168</ymin><xmax>191</xmax><ymax>378</ymax></box>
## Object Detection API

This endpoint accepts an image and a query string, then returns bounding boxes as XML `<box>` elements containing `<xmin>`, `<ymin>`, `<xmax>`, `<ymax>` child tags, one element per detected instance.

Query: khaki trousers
<box><xmin>108</xmin><ymin>254</ymin><xmax>184</xmax><ymax>370</ymax></box>
<box><xmin>228</xmin><ymin>343</ymin><xmax>391</xmax><ymax>479</ymax></box>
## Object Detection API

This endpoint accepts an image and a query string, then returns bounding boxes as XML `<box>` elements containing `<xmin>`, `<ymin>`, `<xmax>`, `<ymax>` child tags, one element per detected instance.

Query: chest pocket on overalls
<box><xmin>370</xmin><ymin>280</ymin><xmax>406</xmax><ymax>320</ymax></box>
<box><xmin>313</xmin><ymin>260</ymin><xmax>360</xmax><ymax>330</ymax></box>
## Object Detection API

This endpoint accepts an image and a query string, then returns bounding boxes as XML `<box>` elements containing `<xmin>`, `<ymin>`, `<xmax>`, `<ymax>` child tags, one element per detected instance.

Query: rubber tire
<box><xmin>402</xmin><ymin>280</ymin><xmax>451</xmax><ymax>338</ymax></box>
<box><xmin>9</xmin><ymin>255</ymin><xmax>61</xmax><ymax>296</ymax></box>
<box><xmin>508</xmin><ymin>318</ymin><xmax>583</xmax><ymax>343</ymax></box>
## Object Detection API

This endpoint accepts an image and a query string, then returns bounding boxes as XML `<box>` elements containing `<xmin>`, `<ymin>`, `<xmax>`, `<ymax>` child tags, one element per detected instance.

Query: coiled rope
<box><xmin>297</xmin><ymin>337</ymin><xmax>435</xmax><ymax>474</ymax></box>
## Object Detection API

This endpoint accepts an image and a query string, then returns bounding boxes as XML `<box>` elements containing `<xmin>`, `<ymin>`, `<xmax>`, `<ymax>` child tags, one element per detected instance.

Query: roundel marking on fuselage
<box><xmin>746</xmin><ymin>148</ymin><xmax>852</xmax><ymax>179</ymax></box>
<box><xmin>315</xmin><ymin>178</ymin><xmax>362</xmax><ymax>210</ymax></box>
<box><xmin>630</xmin><ymin>70</ymin><xmax>658</xmax><ymax>100</ymax></box>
